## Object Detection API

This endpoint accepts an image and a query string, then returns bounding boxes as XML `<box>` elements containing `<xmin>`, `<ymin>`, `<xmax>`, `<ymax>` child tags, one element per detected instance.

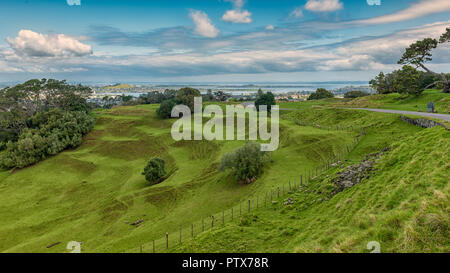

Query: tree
<box><xmin>218</xmin><ymin>142</ymin><xmax>271</xmax><ymax>184</ymax></box>
<box><xmin>157</xmin><ymin>99</ymin><xmax>176</xmax><ymax>119</ymax></box>
<box><xmin>344</xmin><ymin>91</ymin><xmax>370</xmax><ymax>99</ymax></box>
<box><xmin>0</xmin><ymin>79</ymin><xmax>92</xmax><ymax>140</ymax></box>
<box><xmin>398</xmin><ymin>28</ymin><xmax>450</xmax><ymax>93</ymax></box>
<box><xmin>393</xmin><ymin>65</ymin><xmax>422</xmax><ymax>96</ymax></box>
<box><xmin>254</xmin><ymin>91</ymin><xmax>276</xmax><ymax>112</ymax></box>
<box><xmin>307</xmin><ymin>88</ymin><xmax>334</xmax><ymax>100</ymax></box>
<box><xmin>175</xmin><ymin>87</ymin><xmax>201</xmax><ymax>112</ymax></box>
<box><xmin>142</xmin><ymin>157</ymin><xmax>166</xmax><ymax>184</ymax></box>
<box><xmin>370</xmin><ymin>72</ymin><xmax>388</xmax><ymax>94</ymax></box>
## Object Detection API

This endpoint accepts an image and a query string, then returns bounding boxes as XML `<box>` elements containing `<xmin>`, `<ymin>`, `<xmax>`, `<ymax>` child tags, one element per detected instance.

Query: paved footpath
<box><xmin>349</xmin><ymin>108</ymin><xmax>450</xmax><ymax>122</ymax></box>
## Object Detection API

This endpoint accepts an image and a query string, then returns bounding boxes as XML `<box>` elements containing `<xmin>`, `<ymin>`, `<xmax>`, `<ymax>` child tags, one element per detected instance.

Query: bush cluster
<box><xmin>218</xmin><ymin>142</ymin><xmax>271</xmax><ymax>183</ymax></box>
<box><xmin>344</xmin><ymin>91</ymin><xmax>370</xmax><ymax>99</ymax></box>
<box><xmin>142</xmin><ymin>157</ymin><xmax>166</xmax><ymax>184</ymax></box>
<box><xmin>0</xmin><ymin>109</ymin><xmax>95</xmax><ymax>169</ymax></box>
<box><xmin>307</xmin><ymin>88</ymin><xmax>334</xmax><ymax>100</ymax></box>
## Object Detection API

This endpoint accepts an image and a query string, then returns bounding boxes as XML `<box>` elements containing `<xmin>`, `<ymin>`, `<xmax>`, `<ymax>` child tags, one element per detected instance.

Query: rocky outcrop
<box><xmin>330</xmin><ymin>147</ymin><xmax>389</xmax><ymax>196</ymax></box>
<box><xmin>400</xmin><ymin>115</ymin><xmax>449</xmax><ymax>130</ymax></box>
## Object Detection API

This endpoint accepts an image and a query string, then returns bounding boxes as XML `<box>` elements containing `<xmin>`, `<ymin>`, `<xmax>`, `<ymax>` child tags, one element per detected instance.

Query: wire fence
<box><xmin>126</xmin><ymin>127</ymin><xmax>365</xmax><ymax>253</ymax></box>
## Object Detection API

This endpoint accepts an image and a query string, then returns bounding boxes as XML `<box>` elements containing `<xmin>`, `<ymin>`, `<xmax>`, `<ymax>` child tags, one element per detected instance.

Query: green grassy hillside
<box><xmin>0</xmin><ymin>104</ymin><xmax>357</xmax><ymax>253</ymax></box>
<box><xmin>0</xmin><ymin>102</ymin><xmax>447</xmax><ymax>253</ymax></box>
<box><xmin>170</xmin><ymin>109</ymin><xmax>449</xmax><ymax>253</ymax></box>
<box><xmin>337</xmin><ymin>89</ymin><xmax>450</xmax><ymax>114</ymax></box>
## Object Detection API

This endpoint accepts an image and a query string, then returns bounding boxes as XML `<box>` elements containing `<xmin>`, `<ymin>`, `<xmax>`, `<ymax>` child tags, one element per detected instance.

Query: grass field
<box><xmin>0</xmin><ymin>99</ymin><xmax>447</xmax><ymax>253</ymax></box>
<box><xmin>171</xmin><ymin>108</ymin><xmax>449</xmax><ymax>253</ymax></box>
<box><xmin>0</xmin><ymin>104</ymin><xmax>356</xmax><ymax>253</ymax></box>
<box><xmin>335</xmin><ymin>89</ymin><xmax>450</xmax><ymax>114</ymax></box>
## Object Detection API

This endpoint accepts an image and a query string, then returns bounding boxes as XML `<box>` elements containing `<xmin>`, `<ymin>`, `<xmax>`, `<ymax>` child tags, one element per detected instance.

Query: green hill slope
<box><xmin>0</xmin><ymin>105</ymin><xmax>357</xmax><ymax>253</ymax></box>
<box><xmin>337</xmin><ymin>89</ymin><xmax>450</xmax><ymax>114</ymax></box>
<box><xmin>170</xmin><ymin>113</ymin><xmax>449</xmax><ymax>253</ymax></box>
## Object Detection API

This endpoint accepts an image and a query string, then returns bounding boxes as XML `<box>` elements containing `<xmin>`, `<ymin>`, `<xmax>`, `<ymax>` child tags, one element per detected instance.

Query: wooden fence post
<box><xmin>211</xmin><ymin>215</ymin><xmax>214</xmax><ymax>228</ymax></box>
<box><xmin>231</xmin><ymin>207</ymin><xmax>234</xmax><ymax>220</ymax></box>
<box><xmin>166</xmin><ymin>232</ymin><xmax>169</xmax><ymax>249</ymax></box>
<box><xmin>300</xmin><ymin>174</ymin><xmax>303</xmax><ymax>186</ymax></box>
<box><xmin>248</xmin><ymin>200</ymin><xmax>251</xmax><ymax>213</ymax></box>
<box><xmin>277</xmin><ymin>187</ymin><xmax>280</xmax><ymax>198</ymax></box>
<box><xmin>289</xmin><ymin>180</ymin><xmax>291</xmax><ymax>190</ymax></box>
<box><xmin>240</xmin><ymin>203</ymin><xmax>242</xmax><ymax>216</ymax></box>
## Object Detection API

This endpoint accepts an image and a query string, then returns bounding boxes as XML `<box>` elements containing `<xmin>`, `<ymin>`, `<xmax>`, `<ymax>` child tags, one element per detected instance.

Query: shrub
<box><xmin>307</xmin><ymin>88</ymin><xmax>334</xmax><ymax>100</ymax></box>
<box><xmin>157</xmin><ymin>99</ymin><xmax>176</xmax><ymax>119</ymax></box>
<box><xmin>344</xmin><ymin>91</ymin><xmax>370</xmax><ymax>99</ymax></box>
<box><xmin>142</xmin><ymin>157</ymin><xmax>166</xmax><ymax>184</ymax></box>
<box><xmin>218</xmin><ymin>142</ymin><xmax>271</xmax><ymax>183</ymax></box>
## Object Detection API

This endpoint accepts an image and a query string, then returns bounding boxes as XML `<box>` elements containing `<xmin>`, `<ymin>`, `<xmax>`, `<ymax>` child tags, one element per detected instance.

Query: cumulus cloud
<box><xmin>6</xmin><ymin>30</ymin><xmax>92</xmax><ymax>57</ymax></box>
<box><xmin>222</xmin><ymin>0</ymin><xmax>252</xmax><ymax>23</ymax></box>
<box><xmin>355</xmin><ymin>0</ymin><xmax>450</xmax><ymax>25</ymax></box>
<box><xmin>305</xmin><ymin>0</ymin><xmax>343</xmax><ymax>12</ymax></box>
<box><xmin>189</xmin><ymin>10</ymin><xmax>220</xmax><ymax>38</ymax></box>
<box><xmin>222</xmin><ymin>10</ymin><xmax>252</xmax><ymax>23</ymax></box>
<box><xmin>66</xmin><ymin>0</ymin><xmax>81</xmax><ymax>6</ymax></box>
<box><xmin>265</xmin><ymin>25</ymin><xmax>275</xmax><ymax>31</ymax></box>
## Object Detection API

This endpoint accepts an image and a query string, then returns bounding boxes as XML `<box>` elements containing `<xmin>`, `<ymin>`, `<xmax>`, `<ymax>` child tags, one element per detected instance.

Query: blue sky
<box><xmin>0</xmin><ymin>0</ymin><xmax>449</xmax><ymax>83</ymax></box>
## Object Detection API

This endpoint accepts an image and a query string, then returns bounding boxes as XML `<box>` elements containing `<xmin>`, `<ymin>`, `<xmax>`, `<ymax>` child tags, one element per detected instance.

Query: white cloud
<box><xmin>222</xmin><ymin>10</ymin><xmax>252</xmax><ymax>23</ymax></box>
<box><xmin>265</xmin><ymin>25</ymin><xmax>275</xmax><ymax>30</ymax></box>
<box><xmin>222</xmin><ymin>0</ymin><xmax>252</xmax><ymax>23</ymax></box>
<box><xmin>305</xmin><ymin>0</ymin><xmax>343</xmax><ymax>12</ymax></box>
<box><xmin>2</xmin><ymin>21</ymin><xmax>449</xmax><ymax>78</ymax></box>
<box><xmin>355</xmin><ymin>0</ymin><xmax>450</xmax><ymax>25</ymax></box>
<box><xmin>189</xmin><ymin>10</ymin><xmax>220</xmax><ymax>38</ymax></box>
<box><xmin>6</xmin><ymin>29</ymin><xmax>92</xmax><ymax>57</ymax></box>
<box><xmin>290</xmin><ymin>7</ymin><xmax>303</xmax><ymax>18</ymax></box>
<box><xmin>66</xmin><ymin>0</ymin><xmax>81</xmax><ymax>6</ymax></box>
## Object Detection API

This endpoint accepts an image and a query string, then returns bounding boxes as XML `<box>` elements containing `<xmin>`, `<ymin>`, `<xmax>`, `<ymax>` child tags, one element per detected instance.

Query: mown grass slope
<box><xmin>0</xmin><ymin>104</ymin><xmax>356</xmax><ymax>253</ymax></box>
<box><xmin>171</xmin><ymin>108</ymin><xmax>449</xmax><ymax>253</ymax></box>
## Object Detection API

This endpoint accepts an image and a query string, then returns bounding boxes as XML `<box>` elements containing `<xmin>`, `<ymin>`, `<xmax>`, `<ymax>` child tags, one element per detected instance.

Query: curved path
<box><xmin>349</xmin><ymin>108</ymin><xmax>450</xmax><ymax>122</ymax></box>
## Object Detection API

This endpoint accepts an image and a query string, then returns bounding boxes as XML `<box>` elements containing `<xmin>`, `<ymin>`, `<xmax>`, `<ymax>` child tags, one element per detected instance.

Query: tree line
<box><xmin>0</xmin><ymin>79</ymin><xmax>95</xmax><ymax>169</ymax></box>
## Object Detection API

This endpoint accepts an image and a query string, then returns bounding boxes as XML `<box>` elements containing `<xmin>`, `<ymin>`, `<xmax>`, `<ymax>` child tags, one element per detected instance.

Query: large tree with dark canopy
<box><xmin>254</xmin><ymin>91</ymin><xmax>276</xmax><ymax>112</ymax></box>
<box><xmin>175</xmin><ymin>87</ymin><xmax>201</xmax><ymax>112</ymax></box>
<box><xmin>398</xmin><ymin>27</ymin><xmax>450</xmax><ymax>93</ymax></box>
